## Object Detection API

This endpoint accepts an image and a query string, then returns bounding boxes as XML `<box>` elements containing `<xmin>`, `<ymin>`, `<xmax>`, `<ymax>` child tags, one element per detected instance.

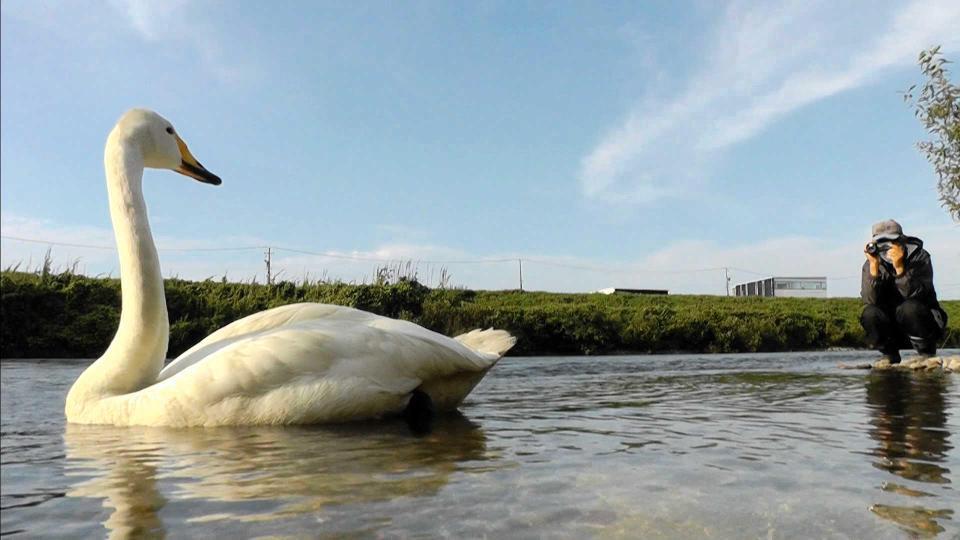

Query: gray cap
<box><xmin>871</xmin><ymin>219</ymin><xmax>903</xmax><ymax>242</ymax></box>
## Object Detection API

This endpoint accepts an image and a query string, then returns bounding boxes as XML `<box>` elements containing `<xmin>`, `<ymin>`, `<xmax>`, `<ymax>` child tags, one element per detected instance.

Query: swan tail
<box><xmin>420</xmin><ymin>329</ymin><xmax>515</xmax><ymax>411</ymax></box>
<box><xmin>454</xmin><ymin>328</ymin><xmax>517</xmax><ymax>358</ymax></box>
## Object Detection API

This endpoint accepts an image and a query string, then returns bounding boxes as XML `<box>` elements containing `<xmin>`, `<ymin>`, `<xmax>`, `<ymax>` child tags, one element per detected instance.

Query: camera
<box><xmin>866</xmin><ymin>241</ymin><xmax>894</xmax><ymax>256</ymax></box>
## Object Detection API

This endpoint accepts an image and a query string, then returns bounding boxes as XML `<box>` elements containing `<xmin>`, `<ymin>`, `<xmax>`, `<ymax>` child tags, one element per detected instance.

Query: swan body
<box><xmin>65</xmin><ymin>109</ymin><xmax>515</xmax><ymax>427</ymax></box>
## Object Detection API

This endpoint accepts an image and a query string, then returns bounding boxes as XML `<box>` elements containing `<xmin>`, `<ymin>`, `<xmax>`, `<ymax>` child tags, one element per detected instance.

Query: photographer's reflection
<box><xmin>64</xmin><ymin>414</ymin><xmax>493</xmax><ymax>537</ymax></box>
<box><xmin>864</xmin><ymin>370</ymin><xmax>954</xmax><ymax>536</ymax></box>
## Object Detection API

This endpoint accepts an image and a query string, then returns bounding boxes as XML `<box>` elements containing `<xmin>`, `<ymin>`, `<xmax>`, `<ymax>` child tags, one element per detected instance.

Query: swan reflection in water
<box><xmin>864</xmin><ymin>370</ymin><xmax>955</xmax><ymax>536</ymax></box>
<box><xmin>64</xmin><ymin>414</ymin><xmax>494</xmax><ymax>538</ymax></box>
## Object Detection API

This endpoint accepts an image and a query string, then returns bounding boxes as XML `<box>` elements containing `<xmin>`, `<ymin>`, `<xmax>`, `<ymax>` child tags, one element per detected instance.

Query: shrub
<box><xmin>2</xmin><ymin>270</ymin><xmax>958</xmax><ymax>358</ymax></box>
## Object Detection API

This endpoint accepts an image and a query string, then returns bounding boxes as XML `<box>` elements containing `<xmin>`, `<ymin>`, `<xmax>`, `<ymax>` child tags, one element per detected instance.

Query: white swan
<box><xmin>65</xmin><ymin>109</ymin><xmax>515</xmax><ymax>427</ymax></box>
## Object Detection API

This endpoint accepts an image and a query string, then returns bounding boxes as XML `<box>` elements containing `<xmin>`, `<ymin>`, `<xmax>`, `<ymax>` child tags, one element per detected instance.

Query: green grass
<box><xmin>1</xmin><ymin>270</ymin><xmax>957</xmax><ymax>358</ymax></box>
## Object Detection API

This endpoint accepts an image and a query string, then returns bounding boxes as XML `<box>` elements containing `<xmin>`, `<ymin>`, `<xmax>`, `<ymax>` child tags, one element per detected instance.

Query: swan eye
<box><xmin>166</xmin><ymin>126</ymin><xmax>174</xmax><ymax>135</ymax></box>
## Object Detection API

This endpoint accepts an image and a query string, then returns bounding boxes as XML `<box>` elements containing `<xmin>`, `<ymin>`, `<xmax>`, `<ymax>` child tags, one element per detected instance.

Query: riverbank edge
<box><xmin>3</xmin><ymin>270</ymin><xmax>958</xmax><ymax>358</ymax></box>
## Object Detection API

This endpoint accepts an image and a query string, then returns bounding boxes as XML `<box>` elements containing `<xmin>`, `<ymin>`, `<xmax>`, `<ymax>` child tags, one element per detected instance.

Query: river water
<box><xmin>1</xmin><ymin>352</ymin><xmax>958</xmax><ymax>539</ymax></box>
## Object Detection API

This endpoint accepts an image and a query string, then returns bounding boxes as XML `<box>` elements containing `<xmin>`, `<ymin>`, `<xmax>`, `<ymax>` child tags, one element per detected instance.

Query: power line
<box><xmin>0</xmin><ymin>234</ymin><xmax>880</xmax><ymax>282</ymax></box>
<box><xmin>727</xmin><ymin>266</ymin><xmax>768</xmax><ymax>276</ymax></box>
<box><xmin>271</xmin><ymin>246</ymin><xmax>516</xmax><ymax>264</ymax></box>
<box><xmin>1</xmin><ymin>235</ymin><xmax>517</xmax><ymax>265</ymax></box>
<box><xmin>1</xmin><ymin>235</ymin><xmax>116</xmax><ymax>251</ymax></box>
<box><xmin>1</xmin><ymin>235</ymin><xmax>265</xmax><ymax>252</ymax></box>
<box><xmin>156</xmin><ymin>246</ymin><xmax>267</xmax><ymax>252</ymax></box>
<box><xmin>522</xmin><ymin>257</ymin><xmax>725</xmax><ymax>275</ymax></box>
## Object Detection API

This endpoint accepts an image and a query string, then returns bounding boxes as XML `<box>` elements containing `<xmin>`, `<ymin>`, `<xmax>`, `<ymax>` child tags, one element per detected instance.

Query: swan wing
<box><xmin>137</xmin><ymin>303</ymin><xmax>503</xmax><ymax>425</ymax></box>
<box><xmin>160</xmin><ymin>303</ymin><xmax>382</xmax><ymax>381</ymax></box>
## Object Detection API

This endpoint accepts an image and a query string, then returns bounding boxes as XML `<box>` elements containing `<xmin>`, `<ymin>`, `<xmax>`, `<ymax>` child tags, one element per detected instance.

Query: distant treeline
<box><xmin>2</xmin><ymin>270</ymin><xmax>957</xmax><ymax>358</ymax></box>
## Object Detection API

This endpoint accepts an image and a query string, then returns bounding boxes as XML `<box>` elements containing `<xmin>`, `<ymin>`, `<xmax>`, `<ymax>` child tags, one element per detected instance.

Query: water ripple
<box><xmin>1</xmin><ymin>352</ymin><xmax>958</xmax><ymax>538</ymax></box>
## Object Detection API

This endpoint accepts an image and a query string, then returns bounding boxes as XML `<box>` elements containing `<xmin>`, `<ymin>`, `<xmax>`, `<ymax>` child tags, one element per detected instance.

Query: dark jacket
<box><xmin>861</xmin><ymin>236</ymin><xmax>945</xmax><ymax>318</ymax></box>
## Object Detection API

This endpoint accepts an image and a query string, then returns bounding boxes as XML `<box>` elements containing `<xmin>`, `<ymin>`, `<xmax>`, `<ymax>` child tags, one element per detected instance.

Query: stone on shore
<box><xmin>867</xmin><ymin>355</ymin><xmax>960</xmax><ymax>372</ymax></box>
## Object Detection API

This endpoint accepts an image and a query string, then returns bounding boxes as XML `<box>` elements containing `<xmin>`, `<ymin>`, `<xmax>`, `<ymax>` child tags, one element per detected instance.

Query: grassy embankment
<box><xmin>2</xmin><ymin>270</ymin><xmax>957</xmax><ymax>358</ymax></box>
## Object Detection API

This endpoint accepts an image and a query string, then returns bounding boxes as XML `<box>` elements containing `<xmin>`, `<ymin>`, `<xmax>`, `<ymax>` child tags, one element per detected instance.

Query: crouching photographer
<box><xmin>860</xmin><ymin>219</ymin><xmax>947</xmax><ymax>363</ymax></box>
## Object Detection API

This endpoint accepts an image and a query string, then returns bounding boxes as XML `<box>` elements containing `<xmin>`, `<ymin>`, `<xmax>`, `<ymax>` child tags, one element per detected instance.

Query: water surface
<box><xmin>2</xmin><ymin>352</ymin><xmax>958</xmax><ymax>538</ymax></box>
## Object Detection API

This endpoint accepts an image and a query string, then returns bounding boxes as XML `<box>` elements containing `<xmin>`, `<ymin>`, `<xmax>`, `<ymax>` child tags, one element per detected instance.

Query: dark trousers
<box><xmin>860</xmin><ymin>299</ymin><xmax>945</xmax><ymax>359</ymax></box>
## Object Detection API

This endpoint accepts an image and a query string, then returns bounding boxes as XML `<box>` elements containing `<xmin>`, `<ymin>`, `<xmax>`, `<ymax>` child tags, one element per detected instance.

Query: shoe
<box><xmin>910</xmin><ymin>337</ymin><xmax>936</xmax><ymax>357</ymax></box>
<box><xmin>880</xmin><ymin>349</ymin><xmax>902</xmax><ymax>364</ymax></box>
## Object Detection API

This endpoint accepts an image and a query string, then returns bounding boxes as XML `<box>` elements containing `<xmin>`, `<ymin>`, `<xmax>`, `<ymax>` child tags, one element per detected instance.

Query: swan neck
<box><xmin>100</xmin><ymin>138</ymin><xmax>168</xmax><ymax>390</ymax></box>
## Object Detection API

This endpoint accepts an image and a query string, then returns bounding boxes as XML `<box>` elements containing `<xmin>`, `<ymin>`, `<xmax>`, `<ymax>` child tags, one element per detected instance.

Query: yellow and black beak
<box><xmin>175</xmin><ymin>136</ymin><xmax>221</xmax><ymax>185</ymax></box>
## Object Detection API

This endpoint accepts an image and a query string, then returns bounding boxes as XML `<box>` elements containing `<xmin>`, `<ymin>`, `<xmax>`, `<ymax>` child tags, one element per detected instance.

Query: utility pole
<box><xmin>518</xmin><ymin>258</ymin><xmax>524</xmax><ymax>292</ymax></box>
<box><xmin>264</xmin><ymin>247</ymin><xmax>273</xmax><ymax>285</ymax></box>
<box><xmin>724</xmin><ymin>267</ymin><xmax>730</xmax><ymax>296</ymax></box>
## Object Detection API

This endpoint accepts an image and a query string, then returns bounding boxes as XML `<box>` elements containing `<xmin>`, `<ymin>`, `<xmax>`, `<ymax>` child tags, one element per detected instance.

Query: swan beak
<box><xmin>175</xmin><ymin>136</ymin><xmax>221</xmax><ymax>185</ymax></box>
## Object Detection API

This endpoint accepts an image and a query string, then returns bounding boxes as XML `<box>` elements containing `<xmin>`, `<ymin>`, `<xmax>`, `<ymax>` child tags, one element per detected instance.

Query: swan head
<box><xmin>112</xmin><ymin>108</ymin><xmax>221</xmax><ymax>185</ymax></box>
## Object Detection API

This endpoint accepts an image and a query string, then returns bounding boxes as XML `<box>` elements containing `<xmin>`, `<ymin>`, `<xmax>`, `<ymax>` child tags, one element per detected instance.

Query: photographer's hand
<box><xmin>864</xmin><ymin>244</ymin><xmax>880</xmax><ymax>278</ymax></box>
<box><xmin>887</xmin><ymin>242</ymin><xmax>906</xmax><ymax>276</ymax></box>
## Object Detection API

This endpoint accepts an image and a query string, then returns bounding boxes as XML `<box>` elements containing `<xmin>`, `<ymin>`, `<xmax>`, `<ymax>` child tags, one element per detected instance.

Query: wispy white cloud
<box><xmin>107</xmin><ymin>0</ymin><xmax>253</xmax><ymax>83</ymax></box>
<box><xmin>580</xmin><ymin>0</ymin><xmax>960</xmax><ymax>204</ymax></box>
<box><xmin>4</xmin><ymin>213</ymin><xmax>957</xmax><ymax>297</ymax></box>
<box><xmin>109</xmin><ymin>0</ymin><xmax>191</xmax><ymax>41</ymax></box>
<box><xmin>0</xmin><ymin>0</ymin><xmax>254</xmax><ymax>83</ymax></box>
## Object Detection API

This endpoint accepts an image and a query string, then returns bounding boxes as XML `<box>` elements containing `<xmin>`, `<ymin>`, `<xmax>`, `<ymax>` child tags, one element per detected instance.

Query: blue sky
<box><xmin>1</xmin><ymin>0</ymin><xmax>958</xmax><ymax>297</ymax></box>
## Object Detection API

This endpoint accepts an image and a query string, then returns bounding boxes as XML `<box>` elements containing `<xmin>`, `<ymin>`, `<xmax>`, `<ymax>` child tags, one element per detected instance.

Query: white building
<box><xmin>733</xmin><ymin>276</ymin><xmax>827</xmax><ymax>298</ymax></box>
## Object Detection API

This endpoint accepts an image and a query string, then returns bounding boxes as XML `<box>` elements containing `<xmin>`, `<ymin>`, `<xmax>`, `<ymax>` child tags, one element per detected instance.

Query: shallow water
<box><xmin>2</xmin><ymin>352</ymin><xmax>958</xmax><ymax>538</ymax></box>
